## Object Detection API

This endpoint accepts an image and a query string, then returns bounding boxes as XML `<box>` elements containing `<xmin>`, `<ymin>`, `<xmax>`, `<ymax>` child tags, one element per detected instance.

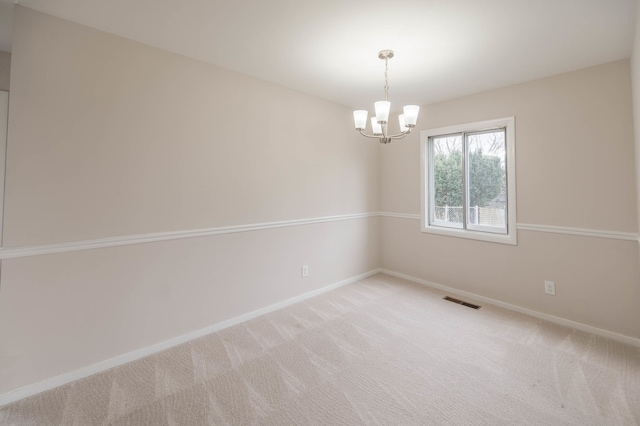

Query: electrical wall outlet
<box><xmin>301</xmin><ymin>265</ymin><xmax>309</xmax><ymax>278</ymax></box>
<box><xmin>544</xmin><ymin>280</ymin><xmax>556</xmax><ymax>296</ymax></box>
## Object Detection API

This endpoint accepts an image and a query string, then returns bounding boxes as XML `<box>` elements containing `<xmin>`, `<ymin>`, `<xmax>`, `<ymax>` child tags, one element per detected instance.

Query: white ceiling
<box><xmin>0</xmin><ymin>0</ymin><xmax>637</xmax><ymax>109</ymax></box>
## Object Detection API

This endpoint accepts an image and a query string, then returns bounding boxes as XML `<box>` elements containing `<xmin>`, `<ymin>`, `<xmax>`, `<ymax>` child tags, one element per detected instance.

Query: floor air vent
<box><xmin>443</xmin><ymin>296</ymin><xmax>481</xmax><ymax>310</ymax></box>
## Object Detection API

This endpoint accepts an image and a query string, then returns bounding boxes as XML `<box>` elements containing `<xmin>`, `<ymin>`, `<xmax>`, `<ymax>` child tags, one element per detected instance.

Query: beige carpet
<box><xmin>1</xmin><ymin>273</ymin><xmax>639</xmax><ymax>425</ymax></box>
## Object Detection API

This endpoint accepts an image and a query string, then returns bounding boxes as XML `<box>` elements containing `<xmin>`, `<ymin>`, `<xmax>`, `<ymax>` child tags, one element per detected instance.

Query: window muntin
<box><xmin>421</xmin><ymin>117</ymin><xmax>516</xmax><ymax>245</ymax></box>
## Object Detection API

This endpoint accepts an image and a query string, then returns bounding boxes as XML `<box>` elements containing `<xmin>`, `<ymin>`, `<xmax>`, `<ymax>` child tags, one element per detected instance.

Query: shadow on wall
<box><xmin>0</xmin><ymin>51</ymin><xmax>9</xmax><ymax>91</ymax></box>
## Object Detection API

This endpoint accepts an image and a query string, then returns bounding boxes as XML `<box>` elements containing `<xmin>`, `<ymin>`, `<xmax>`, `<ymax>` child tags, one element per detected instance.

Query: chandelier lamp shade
<box><xmin>353</xmin><ymin>50</ymin><xmax>420</xmax><ymax>144</ymax></box>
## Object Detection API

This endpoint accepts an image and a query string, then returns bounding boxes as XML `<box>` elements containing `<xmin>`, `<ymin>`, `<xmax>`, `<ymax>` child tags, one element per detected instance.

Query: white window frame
<box><xmin>420</xmin><ymin>117</ymin><xmax>517</xmax><ymax>245</ymax></box>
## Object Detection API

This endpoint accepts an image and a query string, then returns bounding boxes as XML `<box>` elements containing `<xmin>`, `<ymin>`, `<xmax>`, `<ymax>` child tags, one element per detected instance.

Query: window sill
<box><xmin>421</xmin><ymin>223</ymin><xmax>517</xmax><ymax>245</ymax></box>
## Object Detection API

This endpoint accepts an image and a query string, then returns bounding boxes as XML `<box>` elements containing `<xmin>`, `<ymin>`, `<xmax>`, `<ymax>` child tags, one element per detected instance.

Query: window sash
<box><xmin>428</xmin><ymin>128</ymin><xmax>508</xmax><ymax>235</ymax></box>
<box><xmin>428</xmin><ymin>132</ymin><xmax>464</xmax><ymax>229</ymax></box>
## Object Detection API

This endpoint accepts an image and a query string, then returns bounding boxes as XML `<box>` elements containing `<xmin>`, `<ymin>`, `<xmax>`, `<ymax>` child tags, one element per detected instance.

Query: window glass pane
<box><xmin>466</xmin><ymin>130</ymin><xmax>506</xmax><ymax>229</ymax></box>
<box><xmin>432</xmin><ymin>135</ymin><xmax>463</xmax><ymax>225</ymax></box>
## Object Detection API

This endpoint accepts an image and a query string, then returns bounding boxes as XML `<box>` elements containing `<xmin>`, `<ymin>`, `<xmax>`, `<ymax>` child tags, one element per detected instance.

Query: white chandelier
<box><xmin>353</xmin><ymin>50</ymin><xmax>420</xmax><ymax>144</ymax></box>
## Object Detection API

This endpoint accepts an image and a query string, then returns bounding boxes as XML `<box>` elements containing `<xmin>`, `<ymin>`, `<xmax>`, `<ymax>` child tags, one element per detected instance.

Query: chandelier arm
<box><xmin>358</xmin><ymin>130</ymin><xmax>385</xmax><ymax>139</ymax></box>
<box><xmin>358</xmin><ymin>128</ymin><xmax>413</xmax><ymax>141</ymax></box>
<box><xmin>385</xmin><ymin>129</ymin><xmax>412</xmax><ymax>139</ymax></box>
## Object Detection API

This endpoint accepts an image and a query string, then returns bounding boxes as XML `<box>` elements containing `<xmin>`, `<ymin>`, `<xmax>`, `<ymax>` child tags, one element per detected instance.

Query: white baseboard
<box><xmin>4</xmin><ymin>266</ymin><xmax>637</xmax><ymax>406</ymax></box>
<box><xmin>380</xmin><ymin>269</ymin><xmax>640</xmax><ymax>349</ymax></box>
<box><xmin>0</xmin><ymin>268</ymin><xmax>381</xmax><ymax>407</ymax></box>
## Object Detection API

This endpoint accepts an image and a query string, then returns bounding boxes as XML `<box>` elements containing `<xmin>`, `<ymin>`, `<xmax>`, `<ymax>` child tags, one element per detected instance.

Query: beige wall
<box><xmin>380</xmin><ymin>60</ymin><xmax>640</xmax><ymax>339</ymax></box>
<box><xmin>381</xmin><ymin>61</ymin><xmax>637</xmax><ymax>232</ymax></box>
<box><xmin>0</xmin><ymin>51</ymin><xmax>9</xmax><ymax>91</ymax></box>
<box><xmin>0</xmin><ymin>218</ymin><xmax>380</xmax><ymax>394</ymax></box>
<box><xmin>0</xmin><ymin>7</ymin><xmax>380</xmax><ymax>394</ymax></box>
<box><xmin>632</xmin><ymin>0</ymin><xmax>640</xmax><ymax>247</ymax></box>
<box><xmin>4</xmin><ymin>8</ymin><xmax>378</xmax><ymax>247</ymax></box>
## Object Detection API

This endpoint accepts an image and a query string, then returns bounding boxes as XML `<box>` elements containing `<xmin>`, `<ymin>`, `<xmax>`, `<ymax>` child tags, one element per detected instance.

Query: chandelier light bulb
<box><xmin>353</xmin><ymin>110</ymin><xmax>368</xmax><ymax>131</ymax></box>
<box><xmin>403</xmin><ymin>105</ymin><xmax>420</xmax><ymax>127</ymax></box>
<box><xmin>371</xmin><ymin>117</ymin><xmax>383</xmax><ymax>135</ymax></box>
<box><xmin>399</xmin><ymin>114</ymin><xmax>407</xmax><ymax>132</ymax></box>
<box><xmin>374</xmin><ymin>101</ymin><xmax>391</xmax><ymax>124</ymax></box>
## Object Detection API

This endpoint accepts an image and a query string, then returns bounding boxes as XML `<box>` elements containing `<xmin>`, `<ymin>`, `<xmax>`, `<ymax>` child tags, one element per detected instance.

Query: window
<box><xmin>420</xmin><ymin>117</ymin><xmax>517</xmax><ymax>245</ymax></box>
